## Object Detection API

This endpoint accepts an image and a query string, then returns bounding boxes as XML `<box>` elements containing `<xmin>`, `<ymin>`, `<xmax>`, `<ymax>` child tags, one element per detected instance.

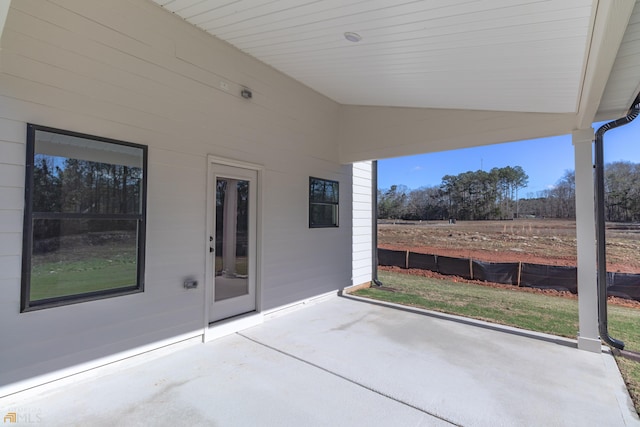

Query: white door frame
<box><xmin>204</xmin><ymin>155</ymin><xmax>263</xmax><ymax>341</ymax></box>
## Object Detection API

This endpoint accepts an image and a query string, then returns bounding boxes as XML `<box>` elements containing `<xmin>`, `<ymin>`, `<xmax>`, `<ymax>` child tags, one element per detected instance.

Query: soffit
<box><xmin>597</xmin><ymin>0</ymin><xmax>640</xmax><ymax>121</ymax></box>
<box><xmin>153</xmin><ymin>0</ymin><xmax>595</xmax><ymax>114</ymax></box>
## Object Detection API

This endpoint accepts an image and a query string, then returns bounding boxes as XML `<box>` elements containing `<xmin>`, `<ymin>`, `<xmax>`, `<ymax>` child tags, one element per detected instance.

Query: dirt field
<box><xmin>378</xmin><ymin>218</ymin><xmax>640</xmax><ymax>273</ymax></box>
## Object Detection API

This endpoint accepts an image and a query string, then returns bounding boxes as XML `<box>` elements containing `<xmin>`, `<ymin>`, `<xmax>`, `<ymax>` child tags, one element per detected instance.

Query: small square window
<box><xmin>21</xmin><ymin>124</ymin><xmax>147</xmax><ymax>311</ymax></box>
<box><xmin>309</xmin><ymin>177</ymin><xmax>339</xmax><ymax>228</ymax></box>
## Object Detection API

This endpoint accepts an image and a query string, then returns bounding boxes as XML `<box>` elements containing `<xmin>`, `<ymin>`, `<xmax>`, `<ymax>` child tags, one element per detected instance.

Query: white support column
<box><xmin>0</xmin><ymin>1</ymin><xmax>10</xmax><ymax>42</ymax></box>
<box><xmin>573</xmin><ymin>129</ymin><xmax>601</xmax><ymax>352</ymax></box>
<box><xmin>0</xmin><ymin>1</ymin><xmax>11</xmax><ymax>75</ymax></box>
<box><xmin>351</xmin><ymin>161</ymin><xmax>373</xmax><ymax>288</ymax></box>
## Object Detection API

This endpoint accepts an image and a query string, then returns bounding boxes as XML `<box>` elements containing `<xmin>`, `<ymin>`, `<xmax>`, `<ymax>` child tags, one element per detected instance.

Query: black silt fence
<box><xmin>407</xmin><ymin>252</ymin><xmax>438</xmax><ymax>271</ymax></box>
<box><xmin>472</xmin><ymin>261</ymin><xmax>519</xmax><ymax>285</ymax></box>
<box><xmin>607</xmin><ymin>273</ymin><xmax>640</xmax><ymax>300</ymax></box>
<box><xmin>519</xmin><ymin>263</ymin><xmax>578</xmax><ymax>294</ymax></box>
<box><xmin>377</xmin><ymin>248</ymin><xmax>640</xmax><ymax>301</ymax></box>
<box><xmin>437</xmin><ymin>256</ymin><xmax>472</xmax><ymax>280</ymax></box>
<box><xmin>378</xmin><ymin>248</ymin><xmax>406</xmax><ymax>268</ymax></box>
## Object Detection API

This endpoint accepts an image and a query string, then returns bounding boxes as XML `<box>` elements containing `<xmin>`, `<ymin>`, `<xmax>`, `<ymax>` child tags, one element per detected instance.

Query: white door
<box><xmin>208</xmin><ymin>163</ymin><xmax>257</xmax><ymax>323</ymax></box>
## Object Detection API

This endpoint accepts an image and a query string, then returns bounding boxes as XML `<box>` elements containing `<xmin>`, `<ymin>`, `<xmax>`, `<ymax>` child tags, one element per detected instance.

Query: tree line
<box><xmin>33</xmin><ymin>155</ymin><xmax>142</xmax><ymax>215</ymax></box>
<box><xmin>379</xmin><ymin>161</ymin><xmax>640</xmax><ymax>222</ymax></box>
<box><xmin>33</xmin><ymin>155</ymin><xmax>143</xmax><ymax>240</ymax></box>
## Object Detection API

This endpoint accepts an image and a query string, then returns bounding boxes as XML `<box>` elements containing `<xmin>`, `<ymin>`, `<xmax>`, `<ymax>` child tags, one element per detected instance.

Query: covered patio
<box><xmin>3</xmin><ymin>296</ymin><xmax>637</xmax><ymax>426</ymax></box>
<box><xmin>3</xmin><ymin>0</ymin><xmax>640</xmax><ymax>417</ymax></box>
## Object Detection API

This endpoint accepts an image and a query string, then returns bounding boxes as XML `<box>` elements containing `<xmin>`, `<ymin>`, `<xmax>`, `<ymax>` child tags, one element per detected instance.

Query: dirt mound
<box><xmin>379</xmin><ymin>243</ymin><xmax>576</xmax><ymax>267</ymax></box>
<box><xmin>378</xmin><ymin>219</ymin><xmax>640</xmax><ymax>273</ymax></box>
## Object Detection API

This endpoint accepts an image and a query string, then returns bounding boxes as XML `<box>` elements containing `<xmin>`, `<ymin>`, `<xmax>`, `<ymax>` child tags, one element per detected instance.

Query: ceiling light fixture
<box><xmin>344</xmin><ymin>32</ymin><xmax>362</xmax><ymax>43</ymax></box>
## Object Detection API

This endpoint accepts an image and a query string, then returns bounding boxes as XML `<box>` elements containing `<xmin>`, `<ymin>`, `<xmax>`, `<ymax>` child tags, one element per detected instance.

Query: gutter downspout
<box><xmin>594</xmin><ymin>96</ymin><xmax>640</xmax><ymax>350</ymax></box>
<box><xmin>372</xmin><ymin>160</ymin><xmax>384</xmax><ymax>287</ymax></box>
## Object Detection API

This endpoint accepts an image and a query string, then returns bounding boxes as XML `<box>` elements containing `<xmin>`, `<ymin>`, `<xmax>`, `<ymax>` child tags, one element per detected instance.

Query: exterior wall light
<box><xmin>344</xmin><ymin>32</ymin><xmax>362</xmax><ymax>43</ymax></box>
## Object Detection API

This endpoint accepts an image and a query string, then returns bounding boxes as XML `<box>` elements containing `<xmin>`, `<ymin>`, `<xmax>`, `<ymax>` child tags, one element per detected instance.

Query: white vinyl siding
<box><xmin>352</xmin><ymin>161</ymin><xmax>372</xmax><ymax>287</ymax></box>
<box><xmin>0</xmin><ymin>0</ymin><xmax>351</xmax><ymax>392</ymax></box>
<box><xmin>0</xmin><ymin>120</ymin><xmax>25</xmax><ymax>320</ymax></box>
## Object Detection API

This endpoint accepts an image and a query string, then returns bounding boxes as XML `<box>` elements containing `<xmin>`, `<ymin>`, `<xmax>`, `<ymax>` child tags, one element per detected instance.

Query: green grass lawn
<box><xmin>215</xmin><ymin>256</ymin><xmax>248</xmax><ymax>276</ymax></box>
<box><xmin>354</xmin><ymin>270</ymin><xmax>640</xmax><ymax>413</ymax></box>
<box><xmin>31</xmin><ymin>256</ymin><xmax>137</xmax><ymax>300</ymax></box>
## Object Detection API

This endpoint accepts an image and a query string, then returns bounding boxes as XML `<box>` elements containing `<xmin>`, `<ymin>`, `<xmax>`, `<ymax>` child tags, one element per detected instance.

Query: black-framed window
<box><xmin>309</xmin><ymin>177</ymin><xmax>339</xmax><ymax>228</ymax></box>
<box><xmin>21</xmin><ymin>124</ymin><xmax>147</xmax><ymax>311</ymax></box>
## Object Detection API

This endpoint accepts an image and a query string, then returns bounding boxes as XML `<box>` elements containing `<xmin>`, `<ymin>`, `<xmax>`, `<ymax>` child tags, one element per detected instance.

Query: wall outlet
<box><xmin>183</xmin><ymin>279</ymin><xmax>198</xmax><ymax>289</ymax></box>
<box><xmin>220</xmin><ymin>81</ymin><xmax>229</xmax><ymax>91</ymax></box>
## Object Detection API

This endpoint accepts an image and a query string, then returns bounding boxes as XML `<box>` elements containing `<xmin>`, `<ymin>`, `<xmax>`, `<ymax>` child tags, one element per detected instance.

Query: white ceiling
<box><xmin>596</xmin><ymin>0</ymin><xmax>640</xmax><ymax>120</ymax></box>
<box><xmin>153</xmin><ymin>0</ymin><xmax>596</xmax><ymax>114</ymax></box>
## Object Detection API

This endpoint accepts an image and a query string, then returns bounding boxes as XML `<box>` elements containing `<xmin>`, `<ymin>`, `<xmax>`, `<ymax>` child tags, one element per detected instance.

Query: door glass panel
<box><xmin>215</xmin><ymin>178</ymin><xmax>249</xmax><ymax>301</ymax></box>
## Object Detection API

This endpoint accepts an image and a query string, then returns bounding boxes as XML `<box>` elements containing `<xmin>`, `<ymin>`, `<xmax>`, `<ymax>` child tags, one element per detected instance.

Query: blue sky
<box><xmin>378</xmin><ymin>118</ymin><xmax>640</xmax><ymax>197</ymax></box>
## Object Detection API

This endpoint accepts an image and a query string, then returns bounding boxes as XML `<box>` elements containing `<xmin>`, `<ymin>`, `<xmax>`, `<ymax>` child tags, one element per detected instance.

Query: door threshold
<box><xmin>211</xmin><ymin>310</ymin><xmax>257</xmax><ymax>325</ymax></box>
<box><xmin>204</xmin><ymin>311</ymin><xmax>264</xmax><ymax>342</ymax></box>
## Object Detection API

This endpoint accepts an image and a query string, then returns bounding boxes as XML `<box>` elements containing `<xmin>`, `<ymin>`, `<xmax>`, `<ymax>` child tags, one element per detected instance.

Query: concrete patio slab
<box><xmin>1</xmin><ymin>296</ymin><xmax>638</xmax><ymax>426</ymax></box>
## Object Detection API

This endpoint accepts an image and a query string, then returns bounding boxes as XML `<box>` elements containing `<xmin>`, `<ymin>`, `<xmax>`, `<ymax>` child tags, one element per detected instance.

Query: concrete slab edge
<box><xmin>341</xmin><ymin>293</ymin><xmax>580</xmax><ymax>349</ymax></box>
<box><xmin>601</xmin><ymin>351</ymin><xmax>640</xmax><ymax>424</ymax></box>
<box><xmin>341</xmin><ymin>281</ymin><xmax>372</xmax><ymax>294</ymax></box>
